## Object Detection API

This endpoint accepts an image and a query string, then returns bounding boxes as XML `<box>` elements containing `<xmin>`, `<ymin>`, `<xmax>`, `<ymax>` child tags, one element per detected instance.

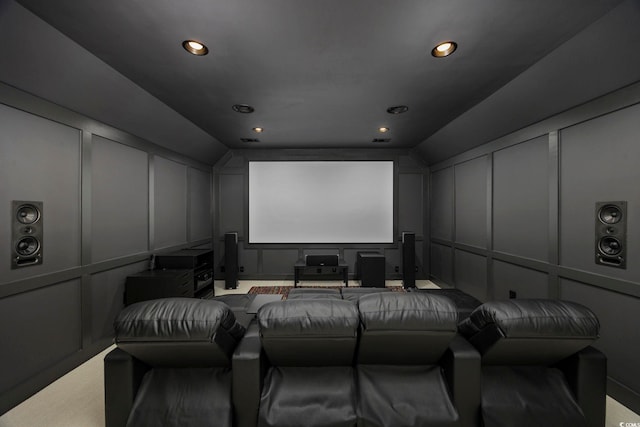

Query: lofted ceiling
<box><xmin>11</xmin><ymin>0</ymin><xmax>633</xmax><ymax>161</ymax></box>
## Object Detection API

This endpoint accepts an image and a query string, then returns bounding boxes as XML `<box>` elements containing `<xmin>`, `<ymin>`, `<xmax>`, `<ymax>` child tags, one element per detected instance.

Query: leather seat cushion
<box><xmin>357</xmin><ymin>365</ymin><xmax>459</xmax><ymax>427</ymax></box>
<box><xmin>259</xmin><ymin>366</ymin><xmax>357</xmax><ymax>427</ymax></box>
<box><xmin>126</xmin><ymin>368</ymin><xmax>232</xmax><ymax>427</ymax></box>
<box><xmin>480</xmin><ymin>366</ymin><xmax>587</xmax><ymax>427</ymax></box>
<box><xmin>340</xmin><ymin>287</ymin><xmax>391</xmax><ymax>302</ymax></box>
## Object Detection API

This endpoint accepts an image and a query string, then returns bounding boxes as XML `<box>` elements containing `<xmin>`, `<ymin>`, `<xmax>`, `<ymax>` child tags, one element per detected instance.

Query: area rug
<box><xmin>248</xmin><ymin>285</ymin><xmax>405</xmax><ymax>299</ymax></box>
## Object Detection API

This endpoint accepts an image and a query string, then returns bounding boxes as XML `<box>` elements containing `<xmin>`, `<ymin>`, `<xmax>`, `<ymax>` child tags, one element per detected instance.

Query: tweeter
<box><xmin>595</xmin><ymin>201</ymin><xmax>626</xmax><ymax>269</ymax></box>
<box><xmin>11</xmin><ymin>200</ymin><xmax>44</xmax><ymax>269</ymax></box>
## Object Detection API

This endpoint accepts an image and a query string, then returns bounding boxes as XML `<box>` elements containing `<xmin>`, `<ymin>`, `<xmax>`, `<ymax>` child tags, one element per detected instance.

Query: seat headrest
<box><xmin>459</xmin><ymin>299</ymin><xmax>600</xmax><ymax>365</ymax></box>
<box><xmin>357</xmin><ymin>293</ymin><xmax>458</xmax><ymax>364</ymax></box>
<box><xmin>257</xmin><ymin>299</ymin><xmax>359</xmax><ymax>366</ymax></box>
<box><xmin>287</xmin><ymin>288</ymin><xmax>341</xmax><ymax>300</ymax></box>
<box><xmin>114</xmin><ymin>298</ymin><xmax>245</xmax><ymax>367</ymax></box>
<box><xmin>340</xmin><ymin>287</ymin><xmax>391</xmax><ymax>302</ymax></box>
<box><xmin>358</xmin><ymin>292</ymin><xmax>458</xmax><ymax>331</ymax></box>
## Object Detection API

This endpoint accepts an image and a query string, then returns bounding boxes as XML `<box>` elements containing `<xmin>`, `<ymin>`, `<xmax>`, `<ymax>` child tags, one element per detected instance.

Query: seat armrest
<box><xmin>555</xmin><ymin>346</ymin><xmax>607</xmax><ymax>427</ymax></box>
<box><xmin>441</xmin><ymin>335</ymin><xmax>481</xmax><ymax>427</ymax></box>
<box><xmin>232</xmin><ymin>322</ymin><xmax>266</xmax><ymax>427</ymax></box>
<box><xmin>104</xmin><ymin>348</ymin><xmax>149</xmax><ymax>427</ymax></box>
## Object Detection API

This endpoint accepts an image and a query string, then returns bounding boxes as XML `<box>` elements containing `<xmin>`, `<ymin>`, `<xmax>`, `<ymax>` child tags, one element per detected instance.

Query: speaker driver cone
<box><xmin>15</xmin><ymin>236</ymin><xmax>40</xmax><ymax>257</ymax></box>
<box><xmin>598</xmin><ymin>236</ymin><xmax>622</xmax><ymax>256</ymax></box>
<box><xmin>598</xmin><ymin>205</ymin><xmax>622</xmax><ymax>224</ymax></box>
<box><xmin>16</xmin><ymin>204</ymin><xmax>41</xmax><ymax>224</ymax></box>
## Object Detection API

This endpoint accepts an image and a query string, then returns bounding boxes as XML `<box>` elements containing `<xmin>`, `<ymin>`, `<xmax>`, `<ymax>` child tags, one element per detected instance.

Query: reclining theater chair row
<box><xmin>104</xmin><ymin>292</ymin><xmax>606</xmax><ymax>427</ymax></box>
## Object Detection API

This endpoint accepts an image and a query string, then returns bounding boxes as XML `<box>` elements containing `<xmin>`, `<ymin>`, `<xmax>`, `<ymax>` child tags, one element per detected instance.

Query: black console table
<box><xmin>294</xmin><ymin>258</ymin><xmax>349</xmax><ymax>287</ymax></box>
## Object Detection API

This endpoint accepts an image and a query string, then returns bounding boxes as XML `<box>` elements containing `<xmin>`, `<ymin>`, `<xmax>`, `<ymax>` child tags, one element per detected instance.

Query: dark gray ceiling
<box><xmin>12</xmin><ymin>0</ymin><xmax>633</xmax><ymax>160</ymax></box>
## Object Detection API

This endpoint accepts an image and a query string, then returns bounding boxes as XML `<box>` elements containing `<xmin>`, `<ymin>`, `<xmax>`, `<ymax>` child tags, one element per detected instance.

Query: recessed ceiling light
<box><xmin>232</xmin><ymin>104</ymin><xmax>255</xmax><ymax>113</ymax></box>
<box><xmin>431</xmin><ymin>41</ymin><xmax>457</xmax><ymax>58</ymax></box>
<box><xmin>253</xmin><ymin>127</ymin><xmax>264</xmax><ymax>133</ymax></box>
<box><xmin>387</xmin><ymin>105</ymin><xmax>409</xmax><ymax>114</ymax></box>
<box><xmin>379</xmin><ymin>127</ymin><xmax>389</xmax><ymax>133</ymax></box>
<box><xmin>182</xmin><ymin>40</ymin><xmax>209</xmax><ymax>56</ymax></box>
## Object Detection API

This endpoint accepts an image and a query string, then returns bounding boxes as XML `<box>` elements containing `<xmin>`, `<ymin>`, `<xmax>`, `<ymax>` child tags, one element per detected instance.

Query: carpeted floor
<box><xmin>248</xmin><ymin>285</ymin><xmax>405</xmax><ymax>299</ymax></box>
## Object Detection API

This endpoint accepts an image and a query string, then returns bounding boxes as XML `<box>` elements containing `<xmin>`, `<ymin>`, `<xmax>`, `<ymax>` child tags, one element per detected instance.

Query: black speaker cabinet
<box><xmin>595</xmin><ymin>201</ymin><xmax>626</xmax><ymax>269</ymax></box>
<box><xmin>11</xmin><ymin>201</ymin><xmax>44</xmax><ymax>269</ymax></box>
<box><xmin>225</xmin><ymin>232</ymin><xmax>239</xmax><ymax>289</ymax></box>
<box><xmin>402</xmin><ymin>232</ymin><xmax>416</xmax><ymax>288</ymax></box>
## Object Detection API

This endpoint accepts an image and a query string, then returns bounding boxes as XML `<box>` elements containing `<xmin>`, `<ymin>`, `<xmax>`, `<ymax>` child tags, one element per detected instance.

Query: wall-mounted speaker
<box><xmin>595</xmin><ymin>201</ymin><xmax>626</xmax><ymax>269</ymax></box>
<box><xmin>402</xmin><ymin>232</ymin><xmax>415</xmax><ymax>289</ymax></box>
<box><xmin>11</xmin><ymin>201</ymin><xmax>44</xmax><ymax>269</ymax></box>
<box><xmin>225</xmin><ymin>232</ymin><xmax>238</xmax><ymax>289</ymax></box>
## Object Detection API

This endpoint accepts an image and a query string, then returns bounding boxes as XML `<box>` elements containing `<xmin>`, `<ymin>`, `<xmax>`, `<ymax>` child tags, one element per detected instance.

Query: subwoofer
<box><xmin>402</xmin><ymin>232</ymin><xmax>415</xmax><ymax>289</ymax></box>
<box><xmin>11</xmin><ymin>201</ymin><xmax>43</xmax><ymax>269</ymax></box>
<box><xmin>224</xmin><ymin>232</ymin><xmax>238</xmax><ymax>289</ymax></box>
<box><xmin>595</xmin><ymin>201</ymin><xmax>626</xmax><ymax>269</ymax></box>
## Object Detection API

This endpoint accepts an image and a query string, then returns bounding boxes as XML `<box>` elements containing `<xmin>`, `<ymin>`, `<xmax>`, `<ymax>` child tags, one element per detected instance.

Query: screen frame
<box><xmin>245</xmin><ymin>159</ymin><xmax>398</xmax><ymax>246</ymax></box>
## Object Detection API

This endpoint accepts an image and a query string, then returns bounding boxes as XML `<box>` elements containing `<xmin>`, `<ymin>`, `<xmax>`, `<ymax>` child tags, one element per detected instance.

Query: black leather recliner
<box><xmin>236</xmin><ymin>298</ymin><xmax>361</xmax><ymax>427</ymax></box>
<box><xmin>356</xmin><ymin>292</ymin><xmax>481</xmax><ymax>427</ymax></box>
<box><xmin>104</xmin><ymin>298</ymin><xmax>246</xmax><ymax>427</ymax></box>
<box><xmin>458</xmin><ymin>299</ymin><xmax>607</xmax><ymax>427</ymax></box>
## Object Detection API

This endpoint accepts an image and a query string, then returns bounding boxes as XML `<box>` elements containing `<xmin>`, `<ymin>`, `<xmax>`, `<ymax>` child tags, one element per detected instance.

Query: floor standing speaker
<box><xmin>225</xmin><ymin>232</ymin><xmax>239</xmax><ymax>289</ymax></box>
<box><xmin>11</xmin><ymin>201</ymin><xmax>44</xmax><ymax>269</ymax></box>
<box><xmin>595</xmin><ymin>201</ymin><xmax>626</xmax><ymax>269</ymax></box>
<box><xmin>402</xmin><ymin>232</ymin><xmax>415</xmax><ymax>288</ymax></box>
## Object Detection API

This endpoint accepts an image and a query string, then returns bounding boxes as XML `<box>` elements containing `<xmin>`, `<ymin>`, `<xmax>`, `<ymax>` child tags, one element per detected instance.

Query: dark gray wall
<box><xmin>429</xmin><ymin>81</ymin><xmax>640</xmax><ymax>413</ymax></box>
<box><xmin>214</xmin><ymin>149</ymin><xmax>428</xmax><ymax>281</ymax></box>
<box><xmin>0</xmin><ymin>83</ymin><xmax>214</xmax><ymax>414</ymax></box>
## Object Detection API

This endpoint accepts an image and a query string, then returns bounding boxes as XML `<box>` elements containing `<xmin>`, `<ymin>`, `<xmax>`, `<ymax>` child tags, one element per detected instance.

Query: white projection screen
<box><xmin>249</xmin><ymin>161</ymin><xmax>394</xmax><ymax>243</ymax></box>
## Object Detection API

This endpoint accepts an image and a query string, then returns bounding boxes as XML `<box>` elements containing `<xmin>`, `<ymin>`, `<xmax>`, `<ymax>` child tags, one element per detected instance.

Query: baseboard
<box><xmin>608</xmin><ymin>377</ymin><xmax>640</xmax><ymax>415</ymax></box>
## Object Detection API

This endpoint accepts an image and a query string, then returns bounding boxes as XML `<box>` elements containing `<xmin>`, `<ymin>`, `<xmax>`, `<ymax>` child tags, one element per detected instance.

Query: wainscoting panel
<box><xmin>560</xmin><ymin>103</ymin><xmax>640</xmax><ymax>283</ymax></box>
<box><xmin>454</xmin><ymin>249</ymin><xmax>487</xmax><ymax>301</ymax></box>
<box><xmin>262</xmin><ymin>249</ymin><xmax>299</xmax><ymax>276</ymax></box>
<box><xmin>430</xmin><ymin>243</ymin><xmax>453</xmax><ymax>285</ymax></box>
<box><xmin>560</xmin><ymin>278</ymin><xmax>640</xmax><ymax>403</ymax></box>
<box><xmin>398</xmin><ymin>173</ymin><xmax>424</xmax><ymax>236</ymax></box>
<box><xmin>430</xmin><ymin>167</ymin><xmax>453</xmax><ymax>242</ymax></box>
<box><xmin>189</xmin><ymin>167</ymin><xmax>213</xmax><ymax>242</ymax></box>
<box><xmin>90</xmin><ymin>261</ymin><xmax>148</xmax><ymax>341</ymax></box>
<box><xmin>0</xmin><ymin>103</ymin><xmax>81</xmax><ymax>283</ymax></box>
<box><xmin>153</xmin><ymin>156</ymin><xmax>188</xmax><ymax>250</ymax></box>
<box><xmin>493</xmin><ymin>136</ymin><xmax>548</xmax><ymax>262</ymax></box>
<box><xmin>92</xmin><ymin>135</ymin><xmax>149</xmax><ymax>263</ymax></box>
<box><xmin>0</xmin><ymin>279</ymin><xmax>82</xmax><ymax>395</ymax></box>
<box><xmin>493</xmin><ymin>260</ymin><xmax>549</xmax><ymax>299</ymax></box>
<box><xmin>383</xmin><ymin>248</ymin><xmax>401</xmax><ymax>280</ymax></box>
<box><xmin>218</xmin><ymin>173</ymin><xmax>244</xmax><ymax>237</ymax></box>
<box><xmin>238</xmin><ymin>244</ymin><xmax>259</xmax><ymax>275</ymax></box>
<box><xmin>454</xmin><ymin>157</ymin><xmax>488</xmax><ymax>248</ymax></box>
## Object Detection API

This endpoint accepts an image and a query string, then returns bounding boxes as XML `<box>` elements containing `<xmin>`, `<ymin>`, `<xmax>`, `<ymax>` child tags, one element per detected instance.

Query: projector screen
<box><xmin>249</xmin><ymin>161</ymin><xmax>394</xmax><ymax>243</ymax></box>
